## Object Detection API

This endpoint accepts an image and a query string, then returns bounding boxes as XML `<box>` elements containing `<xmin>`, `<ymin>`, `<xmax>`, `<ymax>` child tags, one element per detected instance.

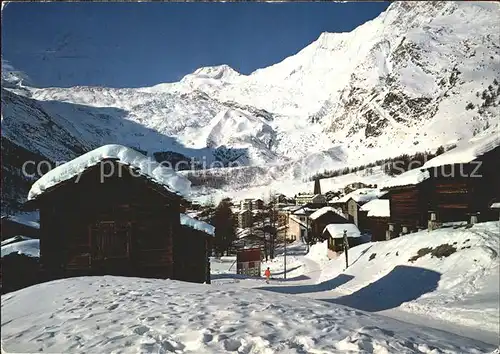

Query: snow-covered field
<box><xmin>2</xmin><ymin>223</ymin><xmax>499</xmax><ymax>353</ymax></box>
<box><xmin>212</xmin><ymin>222</ymin><xmax>500</xmax><ymax>346</ymax></box>
<box><xmin>1</xmin><ymin>276</ymin><xmax>497</xmax><ymax>354</ymax></box>
<box><xmin>314</xmin><ymin>222</ymin><xmax>500</xmax><ymax>334</ymax></box>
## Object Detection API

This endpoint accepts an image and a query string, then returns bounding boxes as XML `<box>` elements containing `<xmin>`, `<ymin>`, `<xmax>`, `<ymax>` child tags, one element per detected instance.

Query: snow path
<box><xmin>211</xmin><ymin>251</ymin><xmax>499</xmax><ymax>346</ymax></box>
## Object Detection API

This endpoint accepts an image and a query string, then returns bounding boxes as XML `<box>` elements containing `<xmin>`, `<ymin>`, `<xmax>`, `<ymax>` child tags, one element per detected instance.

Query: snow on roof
<box><xmin>28</xmin><ymin>144</ymin><xmax>191</xmax><ymax>201</ymax></box>
<box><xmin>323</xmin><ymin>223</ymin><xmax>361</xmax><ymax>239</ymax></box>
<box><xmin>309</xmin><ymin>207</ymin><xmax>345</xmax><ymax>221</ymax></box>
<box><xmin>2</xmin><ymin>214</ymin><xmax>40</xmax><ymax>229</ymax></box>
<box><xmin>360</xmin><ymin>199</ymin><xmax>390</xmax><ymax>218</ymax></box>
<box><xmin>422</xmin><ymin>133</ymin><xmax>500</xmax><ymax>170</ymax></box>
<box><xmin>381</xmin><ymin>168</ymin><xmax>429</xmax><ymax>190</ymax></box>
<box><xmin>1</xmin><ymin>239</ymin><xmax>40</xmax><ymax>258</ymax></box>
<box><xmin>382</xmin><ymin>133</ymin><xmax>499</xmax><ymax>190</ymax></box>
<box><xmin>180</xmin><ymin>213</ymin><xmax>215</xmax><ymax>236</ymax></box>
<box><xmin>336</xmin><ymin>188</ymin><xmax>382</xmax><ymax>204</ymax></box>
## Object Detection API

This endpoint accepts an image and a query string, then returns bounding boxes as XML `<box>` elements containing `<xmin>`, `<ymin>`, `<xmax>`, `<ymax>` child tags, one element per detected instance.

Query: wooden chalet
<box><xmin>323</xmin><ymin>223</ymin><xmax>362</xmax><ymax>254</ymax></box>
<box><xmin>382</xmin><ymin>134</ymin><xmax>500</xmax><ymax>236</ymax></box>
<box><xmin>23</xmin><ymin>144</ymin><xmax>211</xmax><ymax>283</ymax></box>
<box><xmin>330</xmin><ymin>188</ymin><xmax>382</xmax><ymax>230</ymax></box>
<box><xmin>308</xmin><ymin>207</ymin><xmax>349</xmax><ymax>241</ymax></box>
<box><xmin>382</xmin><ymin>172</ymin><xmax>430</xmax><ymax>236</ymax></box>
<box><xmin>359</xmin><ymin>199</ymin><xmax>390</xmax><ymax>242</ymax></box>
<box><xmin>423</xmin><ymin>144</ymin><xmax>500</xmax><ymax>223</ymax></box>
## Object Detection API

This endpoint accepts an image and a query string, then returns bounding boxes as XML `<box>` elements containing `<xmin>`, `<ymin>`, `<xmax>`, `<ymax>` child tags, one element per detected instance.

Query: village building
<box><xmin>176</xmin><ymin>214</ymin><xmax>215</xmax><ymax>284</ymax></box>
<box><xmin>287</xmin><ymin>215</ymin><xmax>308</xmax><ymax>242</ymax></box>
<box><xmin>359</xmin><ymin>199</ymin><xmax>391</xmax><ymax>242</ymax></box>
<box><xmin>323</xmin><ymin>223</ymin><xmax>362</xmax><ymax>258</ymax></box>
<box><xmin>23</xmin><ymin>144</ymin><xmax>215</xmax><ymax>284</ymax></box>
<box><xmin>422</xmin><ymin>137</ymin><xmax>499</xmax><ymax>224</ymax></box>
<box><xmin>1</xmin><ymin>215</ymin><xmax>40</xmax><ymax>241</ymax></box>
<box><xmin>382</xmin><ymin>134</ymin><xmax>500</xmax><ymax>237</ymax></box>
<box><xmin>252</xmin><ymin>199</ymin><xmax>264</xmax><ymax>210</ymax></box>
<box><xmin>330</xmin><ymin>188</ymin><xmax>383</xmax><ymax>229</ymax></box>
<box><xmin>295</xmin><ymin>193</ymin><xmax>327</xmax><ymax>206</ymax></box>
<box><xmin>237</xmin><ymin>209</ymin><xmax>253</xmax><ymax>229</ymax></box>
<box><xmin>382</xmin><ymin>168</ymin><xmax>430</xmax><ymax>237</ymax></box>
<box><xmin>343</xmin><ymin>182</ymin><xmax>370</xmax><ymax>195</ymax></box>
<box><xmin>240</xmin><ymin>198</ymin><xmax>254</xmax><ymax>211</ymax></box>
<box><xmin>308</xmin><ymin>207</ymin><xmax>349</xmax><ymax>241</ymax></box>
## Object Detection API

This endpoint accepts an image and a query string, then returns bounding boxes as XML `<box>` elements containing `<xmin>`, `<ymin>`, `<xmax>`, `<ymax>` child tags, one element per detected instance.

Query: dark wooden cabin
<box><xmin>424</xmin><ymin>146</ymin><xmax>500</xmax><ymax>223</ymax></box>
<box><xmin>359</xmin><ymin>199</ymin><xmax>390</xmax><ymax>242</ymax></box>
<box><xmin>323</xmin><ymin>224</ymin><xmax>362</xmax><ymax>253</ymax></box>
<box><xmin>384</xmin><ymin>139</ymin><xmax>500</xmax><ymax>235</ymax></box>
<box><xmin>174</xmin><ymin>214</ymin><xmax>214</xmax><ymax>284</ymax></box>
<box><xmin>383</xmin><ymin>179</ymin><xmax>430</xmax><ymax>235</ymax></box>
<box><xmin>309</xmin><ymin>207</ymin><xmax>348</xmax><ymax>241</ymax></box>
<box><xmin>24</xmin><ymin>157</ymin><xmax>197</xmax><ymax>282</ymax></box>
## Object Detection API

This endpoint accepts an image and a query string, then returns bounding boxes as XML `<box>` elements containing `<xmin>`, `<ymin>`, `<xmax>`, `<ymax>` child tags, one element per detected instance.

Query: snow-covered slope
<box><xmin>1</xmin><ymin>275</ymin><xmax>497</xmax><ymax>353</ymax></box>
<box><xmin>310</xmin><ymin>222</ymin><xmax>500</xmax><ymax>335</ymax></box>
<box><xmin>2</xmin><ymin>1</ymin><xmax>499</xmax><ymax>205</ymax></box>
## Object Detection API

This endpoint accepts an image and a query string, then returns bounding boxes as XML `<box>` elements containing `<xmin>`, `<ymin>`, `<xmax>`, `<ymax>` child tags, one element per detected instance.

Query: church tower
<box><xmin>313</xmin><ymin>179</ymin><xmax>321</xmax><ymax>195</ymax></box>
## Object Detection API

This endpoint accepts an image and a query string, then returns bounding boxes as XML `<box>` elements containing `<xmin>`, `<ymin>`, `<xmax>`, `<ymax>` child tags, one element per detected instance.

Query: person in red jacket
<box><xmin>264</xmin><ymin>267</ymin><xmax>271</xmax><ymax>284</ymax></box>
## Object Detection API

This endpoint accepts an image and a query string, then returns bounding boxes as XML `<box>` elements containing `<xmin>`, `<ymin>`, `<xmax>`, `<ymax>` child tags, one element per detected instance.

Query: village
<box><xmin>2</xmin><ymin>133</ymin><xmax>499</xmax><ymax>293</ymax></box>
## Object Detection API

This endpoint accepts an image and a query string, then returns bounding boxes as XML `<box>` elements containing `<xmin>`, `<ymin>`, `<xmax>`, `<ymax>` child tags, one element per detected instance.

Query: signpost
<box><xmin>284</xmin><ymin>211</ymin><xmax>289</xmax><ymax>280</ymax></box>
<box><xmin>343</xmin><ymin>230</ymin><xmax>349</xmax><ymax>269</ymax></box>
<box><xmin>236</xmin><ymin>248</ymin><xmax>262</xmax><ymax>277</ymax></box>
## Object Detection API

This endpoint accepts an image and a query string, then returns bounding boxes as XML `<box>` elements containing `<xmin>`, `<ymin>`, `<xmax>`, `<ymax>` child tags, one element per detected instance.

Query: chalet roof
<box><xmin>309</xmin><ymin>207</ymin><xmax>346</xmax><ymax>221</ymax></box>
<box><xmin>28</xmin><ymin>144</ymin><xmax>191</xmax><ymax>201</ymax></box>
<box><xmin>359</xmin><ymin>199</ymin><xmax>390</xmax><ymax>218</ymax></box>
<box><xmin>180</xmin><ymin>213</ymin><xmax>215</xmax><ymax>236</ymax></box>
<box><xmin>381</xmin><ymin>168</ymin><xmax>429</xmax><ymax>190</ymax></box>
<box><xmin>323</xmin><ymin>223</ymin><xmax>361</xmax><ymax>239</ymax></box>
<box><xmin>381</xmin><ymin>133</ymin><xmax>499</xmax><ymax>190</ymax></box>
<box><xmin>423</xmin><ymin>133</ymin><xmax>500</xmax><ymax>170</ymax></box>
<box><xmin>335</xmin><ymin>188</ymin><xmax>383</xmax><ymax>204</ymax></box>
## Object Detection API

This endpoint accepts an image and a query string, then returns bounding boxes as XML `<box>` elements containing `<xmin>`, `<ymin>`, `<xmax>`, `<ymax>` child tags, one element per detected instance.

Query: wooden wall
<box><xmin>388</xmin><ymin>184</ymin><xmax>428</xmax><ymax>232</ymax></box>
<box><xmin>311</xmin><ymin>211</ymin><xmax>348</xmax><ymax>241</ymax></box>
<box><xmin>173</xmin><ymin>226</ymin><xmax>211</xmax><ymax>284</ymax></box>
<box><xmin>367</xmin><ymin>217</ymin><xmax>389</xmax><ymax>242</ymax></box>
<box><xmin>37</xmin><ymin>161</ymin><xmax>181</xmax><ymax>281</ymax></box>
<box><xmin>426</xmin><ymin>147</ymin><xmax>500</xmax><ymax>222</ymax></box>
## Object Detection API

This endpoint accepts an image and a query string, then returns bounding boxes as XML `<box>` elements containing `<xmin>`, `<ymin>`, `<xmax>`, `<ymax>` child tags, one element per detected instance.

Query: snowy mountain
<box><xmin>2</xmin><ymin>1</ymin><xmax>500</xmax><ymax>207</ymax></box>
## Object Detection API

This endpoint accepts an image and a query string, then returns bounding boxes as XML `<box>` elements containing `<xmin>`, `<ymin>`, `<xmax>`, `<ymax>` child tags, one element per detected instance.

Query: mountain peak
<box><xmin>191</xmin><ymin>64</ymin><xmax>241</xmax><ymax>81</ymax></box>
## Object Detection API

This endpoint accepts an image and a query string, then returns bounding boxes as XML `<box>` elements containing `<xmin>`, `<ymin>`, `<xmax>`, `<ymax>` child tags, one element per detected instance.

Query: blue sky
<box><xmin>2</xmin><ymin>2</ymin><xmax>390</xmax><ymax>88</ymax></box>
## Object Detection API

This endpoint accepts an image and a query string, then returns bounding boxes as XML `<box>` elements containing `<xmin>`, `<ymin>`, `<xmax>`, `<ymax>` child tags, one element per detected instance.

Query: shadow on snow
<box><xmin>258</xmin><ymin>265</ymin><xmax>441</xmax><ymax>312</ymax></box>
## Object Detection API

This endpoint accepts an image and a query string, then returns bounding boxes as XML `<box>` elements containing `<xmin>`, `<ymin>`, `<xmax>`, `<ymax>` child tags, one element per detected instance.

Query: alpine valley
<box><xmin>2</xmin><ymin>1</ymin><xmax>499</xmax><ymax>212</ymax></box>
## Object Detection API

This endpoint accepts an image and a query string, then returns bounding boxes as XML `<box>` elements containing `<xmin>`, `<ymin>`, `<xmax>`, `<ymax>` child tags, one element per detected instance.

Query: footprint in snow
<box><xmin>133</xmin><ymin>325</ymin><xmax>150</xmax><ymax>335</ymax></box>
<box><xmin>107</xmin><ymin>303</ymin><xmax>119</xmax><ymax>311</ymax></box>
